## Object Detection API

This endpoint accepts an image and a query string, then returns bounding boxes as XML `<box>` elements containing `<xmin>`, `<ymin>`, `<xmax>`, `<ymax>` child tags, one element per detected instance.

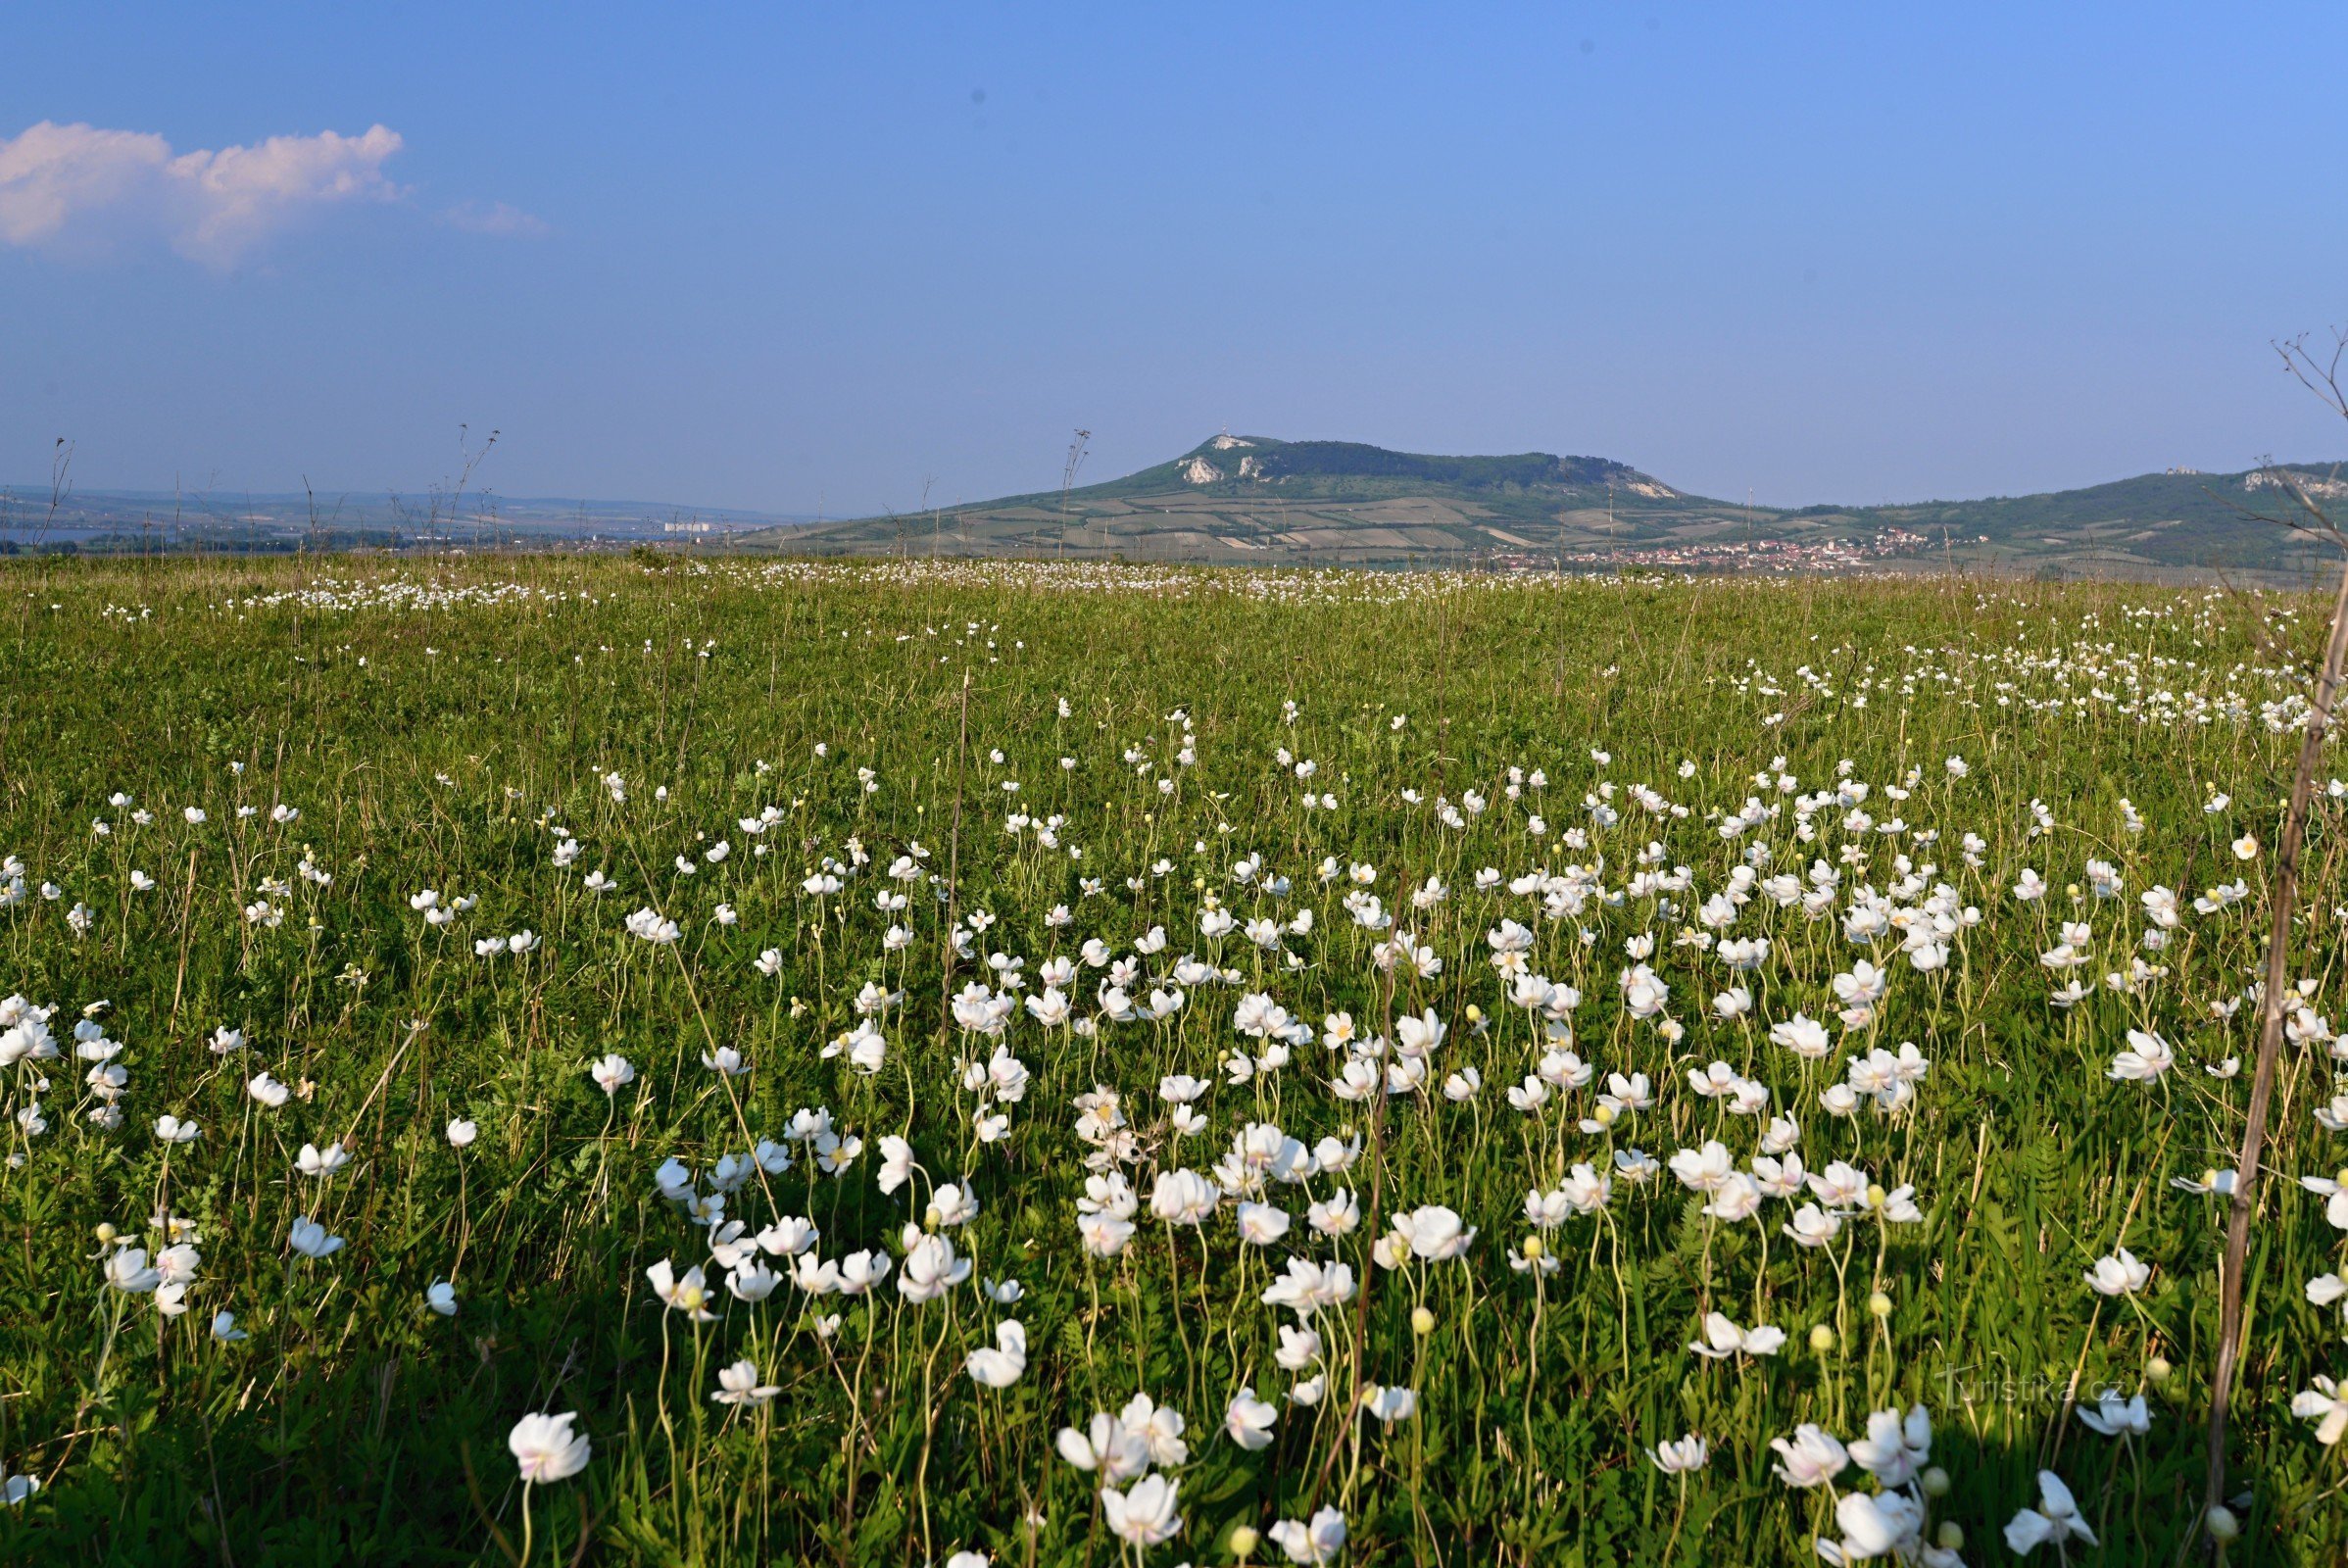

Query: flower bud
<box><xmin>1229</xmin><ymin>1524</ymin><xmax>1260</xmax><ymax>1560</ymax></box>
<box><xmin>2206</xmin><ymin>1505</ymin><xmax>2240</xmax><ymax>1542</ymax></box>
<box><xmin>1867</xmin><ymin>1291</ymin><xmax>1893</xmax><ymax>1319</ymax></box>
<box><xmin>1808</xmin><ymin>1324</ymin><xmax>1835</xmax><ymax>1352</ymax></box>
<box><xmin>1411</xmin><ymin>1306</ymin><xmax>1437</xmax><ymax>1337</ymax></box>
<box><xmin>1920</xmin><ymin>1466</ymin><xmax>1950</xmax><ymax>1498</ymax></box>
<box><xmin>2146</xmin><ymin>1354</ymin><xmax>2173</xmax><ymax>1384</ymax></box>
<box><xmin>1935</xmin><ymin>1521</ymin><xmax>1965</xmax><ymax>1550</ymax></box>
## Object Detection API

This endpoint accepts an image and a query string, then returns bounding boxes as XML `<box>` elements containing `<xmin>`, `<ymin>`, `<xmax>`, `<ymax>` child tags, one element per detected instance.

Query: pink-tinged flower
<box><xmin>508</xmin><ymin>1411</ymin><xmax>590</xmax><ymax>1483</ymax></box>
<box><xmin>1100</xmin><ymin>1472</ymin><xmax>1181</xmax><ymax>1546</ymax></box>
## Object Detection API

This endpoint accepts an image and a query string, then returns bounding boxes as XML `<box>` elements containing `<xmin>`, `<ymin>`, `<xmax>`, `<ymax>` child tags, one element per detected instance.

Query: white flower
<box><xmin>1669</xmin><ymin>1141</ymin><xmax>1734</xmax><ymax>1193</ymax></box>
<box><xmin>1261</xmin><ymin>1255</ymin><xmax>1356</xmax><ymax>1314</ymax></box>
<box><xmin>105</xmin><ymin>1247</ymin><xmax>161</xmax><ymax>1293</ymax></box>
<box><xmin>508</xmin><ymin>1411</ymin><xmax>591</xmax><ymax>1483</ymax></box>
<box><xmin>966</xmin><ymin>1319</ymin><xmax>1027</xmax><ymax>1387</ymax></box>
<box><xmin>711</xmin><ymin>1358</ymin><xmax>781</xmax><ymax>1407</ymax></box>
<box><xmin>1266</xmin><ymin>1506</ymin><xmax>1346</xmax><ymax>1565</ymax></box>
<box><xmin>2083</xmin><ymin>1248</ymin><xmax>2151</xmax><ymax>1297</ymax></box>
<box><xmin>1818</xmin><ymin>1489</ymin><xmax>1925</xmax><ymax>1563</ymax></box>
<box><xmin>2004</xmin><ymin>1470</ymin><xmax>2097</xmax><ymax>1554</ymax></box>
<box><xmin>1646</xmin><ymin>1433</ymin><xmax>1708</xmax><ymax>1473</ymax></box>
<box><xmin>2294</xmin><ymin>1375</ymin><xmax>2348</xmax><ymax>1445</ymax></box>
<box><xmin>1224</xmin><ymin>1386</ymin><xmax>1279</xmax><ymax>1449</ymax></box>
<box><xmin>1783</xmin><ymin>1203</ymin><xmax>1842</xmax><ymax>1249</ymax></box>
<box><xmin>1150</xmin><ymin>1168</ymin><xmax>1221</xmax><ymax>1225</ymax></box>
<box><xmin>1688</xmin><ymin>1311</ymin><xmax>1786</xmax><ymax>1359</ymax></box>
<box><xmin>1100</xmin><ymin>1472</ymin><xmax>1182</xmax><ymax>1547</ymax></box>
<box><xmin>1769</xmin><ymin>1423</ymin><xmax>1847</xmax><ymax>1488</ymax></box>
<box><xmin>1833</xmin><ymin>1409</ymin><xmax>1927</xmax><ymax>1497</ymax></box>
<box><xmin>2108</xmin><ymin>1030</ymin><xmax>2175</xmax><ymax>1081</ymax></box>
<box><xmin>1702</xmin><ymin>1173</ymin><xmax>1764</xmax><ymax>1223</ymax></box>
<box><xmin>287</xmin><ymin>1216</ymin><xmax>345</xmax><ymax>1259</ymax></box>
<box><xmin>899</xmin><ymin>1231</ymin><xmax>972</xmax><ymax>1302</ymax></box>
<box><xmin>2077</xmin><ymin>1391</ymin><xmax>2150</xmax><ymax>1437</ymax></box>
<box><xmin>646</xmin><ymin>1256</ymin><xmax>717</xmax><ymax>1320</ymax></box>
<box><xmin>727</xmin><ymin>1260</ymin><xmax>780</xmax><ymax>1301</ymax></box>
<box><xmin>1394</xmin><ymin>1204</ymin><xmax>1475</xmax><ymax>1260</ymax></box>
<box><xmin>876</xmin><ymin>1135</ymin><xmax>916</xmax><ymax>1195</ymax></box>
<box><xmin>1769</xmin><ymin>1013</ymin><xmax>1832</xmax><ymax>1059</ymax></box>
<box><xmin>1055</xmin><ymin>1413</ymin><xmax>1150</xmax><ymax>1483</ymax></box>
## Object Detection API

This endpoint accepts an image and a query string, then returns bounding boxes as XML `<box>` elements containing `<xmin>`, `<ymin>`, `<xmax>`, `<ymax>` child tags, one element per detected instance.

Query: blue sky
<box><xmin>5</xmin><ymin>3</ymin><xmax>2345</xmax><ymax>514</ymax></box>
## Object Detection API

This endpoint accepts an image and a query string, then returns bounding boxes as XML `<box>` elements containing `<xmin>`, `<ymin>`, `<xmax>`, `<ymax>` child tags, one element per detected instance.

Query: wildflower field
<box><xmin>7</xmin><ymin>553</ymin><xmax>2348</xmax><ymax>1566</ymax></box>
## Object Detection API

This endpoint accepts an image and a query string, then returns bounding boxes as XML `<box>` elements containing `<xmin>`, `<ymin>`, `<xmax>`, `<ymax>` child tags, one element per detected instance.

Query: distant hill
<box><xmin>758</xmin><ymin>435</ymin><xmax>2348</xmax><ymax>583</ymax></box>
<box><xmin>0</xmin><ymin>488</ymin><xmax>819</xmax><ymax>555</ymax></box>
<box><xmin>1048</xmin><ymin>436</ymin><xmax>1662</xmax><ymax>499</ymax></box>
<box><xmin>12</xmin><ymin>438</ymin><xmax>2344</xmax><ymax>581</ymax></box>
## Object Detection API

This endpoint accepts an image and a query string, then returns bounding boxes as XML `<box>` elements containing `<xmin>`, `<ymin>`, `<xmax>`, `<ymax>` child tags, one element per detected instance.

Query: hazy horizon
<box><xmin>10</xmin><ymin>442</ymin><xmax>2348</xmax><ymax>527</ymax></box>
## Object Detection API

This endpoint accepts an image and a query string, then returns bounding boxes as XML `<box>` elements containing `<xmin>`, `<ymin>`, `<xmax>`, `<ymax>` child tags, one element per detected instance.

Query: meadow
<box><xmin>1</xmin><ymin>553</ymin><xmax>2346</xmax><ymax>1565</ymax></box>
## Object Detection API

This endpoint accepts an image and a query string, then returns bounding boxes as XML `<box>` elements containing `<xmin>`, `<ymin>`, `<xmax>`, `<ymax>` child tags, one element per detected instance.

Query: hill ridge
<box><xmin>766</xmin><ymin>435</ymin><xmax>2348</xmax><ymax>582</ymax></box>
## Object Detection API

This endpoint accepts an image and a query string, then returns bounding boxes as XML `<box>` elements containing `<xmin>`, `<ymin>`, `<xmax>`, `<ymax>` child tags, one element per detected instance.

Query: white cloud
<box><xmin>438</xmin><ymin>199</ymin><xmax>549</xmax><ymax>238</ymax></box>
<box><xmin>0</xmin><ymin>120</ymin><xmax>405</xmax><ymax>267</ymax></box>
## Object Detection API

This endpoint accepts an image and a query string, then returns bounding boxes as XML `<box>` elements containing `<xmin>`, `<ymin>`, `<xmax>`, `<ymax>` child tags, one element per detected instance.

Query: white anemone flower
<box><xmin>710</xmin><ymin>1359</ymin><xmax>781</xmax><ymax>1407</ymax></box>
<box><xmin>1646</xmin><ymin>1433</ymin><xmax>1708</xmax><ymax>1473</ymax></box>
<box><xmin>966</xmin><ymin>1319</ymin><xmax>1027</xmax><ymax>1388</ymax></box>
<box><xmin>2083</xmin><ymin>1248</ymin><xmax>2151</xmax><ymax>1297</ymax></box>
<box><xmin>508</xmin><ymin>1411</ymin><xmax>591</xmax><ymax>1483</ymax></box>
<box><xmin>2003</xmin><ymin>1470</ymin><xmax>2097</xmax><ymax>1554</ymax></box>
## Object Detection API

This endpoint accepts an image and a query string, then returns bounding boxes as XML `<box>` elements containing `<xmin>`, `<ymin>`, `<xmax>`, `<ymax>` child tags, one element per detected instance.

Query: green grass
<box><xmin>0</xmin><ymin>555</ymin><xmax>2343</xmax><ymax>1564</ymax></box>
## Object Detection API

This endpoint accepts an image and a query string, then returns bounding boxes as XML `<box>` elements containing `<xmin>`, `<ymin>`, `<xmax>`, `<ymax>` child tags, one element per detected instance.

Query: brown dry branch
<box><xmin>2201</xmin><ymin>331</ymin><xmax>2348</xmax><ymax>1544</ymax></box>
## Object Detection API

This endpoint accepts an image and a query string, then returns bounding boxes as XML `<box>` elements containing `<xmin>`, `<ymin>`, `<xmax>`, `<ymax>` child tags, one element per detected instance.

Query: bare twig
<box><xmin>2202</xmin><ymin>505</ymin><xmax>2348</xmax><ymax>1539</ymax></box>
<box><xmin>33</xmin><ymin>438</ymin><xmax>72</xmax><ymax>553</ymax></box>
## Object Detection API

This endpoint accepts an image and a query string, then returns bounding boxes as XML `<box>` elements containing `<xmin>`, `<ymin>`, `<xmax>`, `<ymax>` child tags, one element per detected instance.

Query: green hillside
<box><xmin>753</xmin><ymin>435</ymin><xmax>2348</xmax><ymax>582</ymax></box>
